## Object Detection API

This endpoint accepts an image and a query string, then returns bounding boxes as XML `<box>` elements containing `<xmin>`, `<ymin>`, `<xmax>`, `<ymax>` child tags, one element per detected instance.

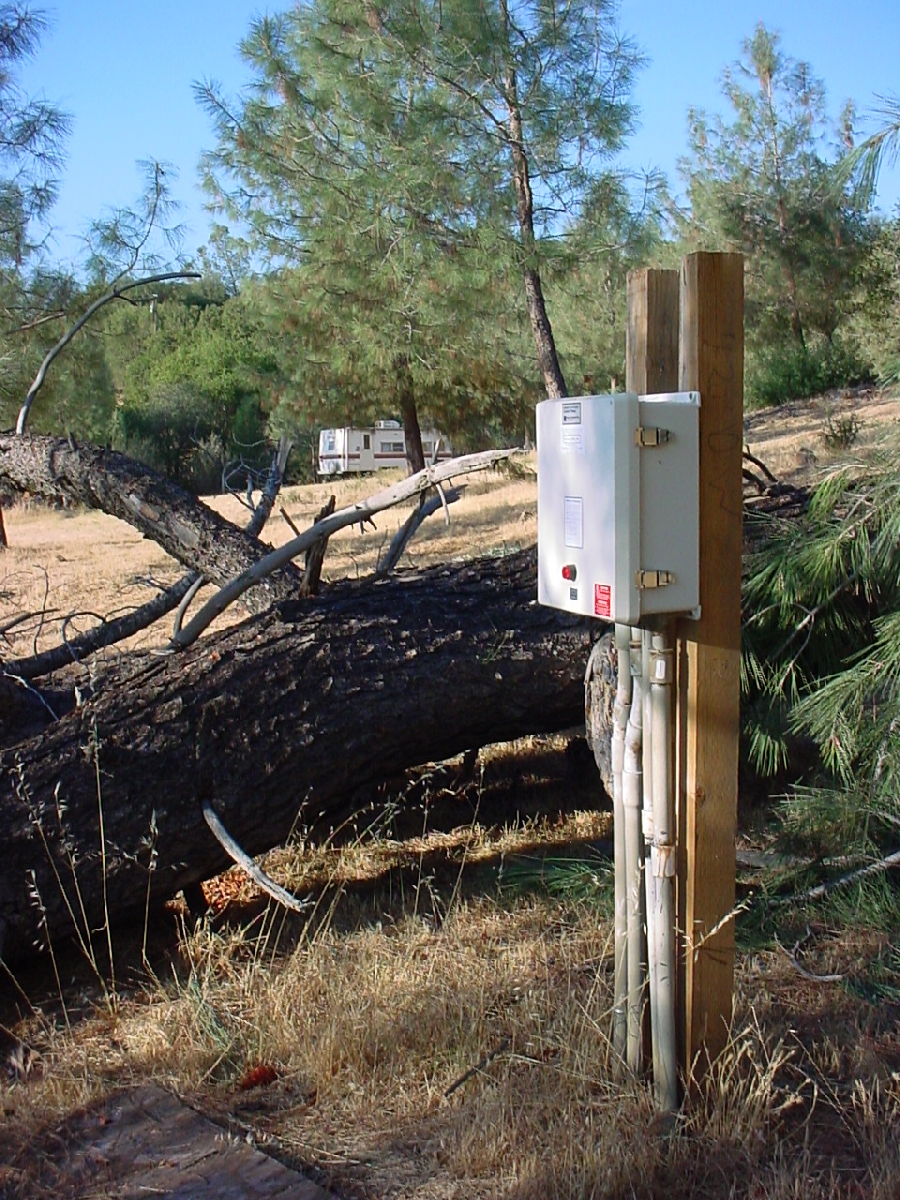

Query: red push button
<box><xmin>561</xmin><ymin>564</ymin><xmax>577</xmax><ymax>581</ymax></box>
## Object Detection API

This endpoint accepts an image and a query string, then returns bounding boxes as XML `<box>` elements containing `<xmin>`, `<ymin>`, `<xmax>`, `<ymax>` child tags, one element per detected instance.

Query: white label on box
<box><xmin>564</xmin><ymin>496</ymin><xmax>584</xmax><ymax>548</ymax></box>
<box><xmin>560</xmin><ymin>401</ymin><xmax>584</xmax><ymax>453</ymax></box>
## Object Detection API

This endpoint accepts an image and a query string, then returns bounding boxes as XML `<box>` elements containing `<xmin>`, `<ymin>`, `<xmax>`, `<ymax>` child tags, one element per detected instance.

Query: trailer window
<box><xmin>380</xmin><ymin>441</ymin><xmax>405</xmax><ymax>453</ymax></box>
<box><xmin>363</xmin><ymin>434</ymin><xmax>370</xmax><ymax>450</ymax></box>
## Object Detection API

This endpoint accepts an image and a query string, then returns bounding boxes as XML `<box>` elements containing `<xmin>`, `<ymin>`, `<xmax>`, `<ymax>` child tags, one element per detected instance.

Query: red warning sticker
<box><xmin>594</xmin><ymin>584</ymin><xmax>611</xmax><ymax>618</ymax></box>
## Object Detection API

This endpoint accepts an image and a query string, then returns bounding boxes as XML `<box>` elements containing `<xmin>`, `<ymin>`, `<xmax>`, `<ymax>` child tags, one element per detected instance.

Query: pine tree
<box><xmin>371</xmin><ymin>0</ymin><xmax>642</xmax><ymax>400</ymax></box>
<box><xmin>0</xmin><ymin>4</ymin><xmax>71</xmax><ymax>420</ymax></box>
<box><xmin>197</xmin><ymin>0</ymin><xmax>643</xmax><ymax>460</ymax></box>
<box><xmin>197</xmin><ymin>1</ymin><xmax>524</xmax><ymax>468</ymax></box>
<box><xmin>0</xmin><ymin>4</ymin><xmax>69</xmax><ymax>284</ymax></box>
<box><xmin>680</xmin><ymin>25</ymin><xmax>873</xmax><ymax>405</ymax></box>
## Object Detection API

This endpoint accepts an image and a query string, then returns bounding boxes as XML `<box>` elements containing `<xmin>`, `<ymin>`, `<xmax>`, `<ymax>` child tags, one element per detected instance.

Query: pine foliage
<box><xmin>679</xmin><ymin>24</ymin><xmax>875</xmax><ymax>406</ymax></box>
<box><xmin>744</xmin><ymin>439</ymin><xmax>900</xmax><ymax>860</ymax></box>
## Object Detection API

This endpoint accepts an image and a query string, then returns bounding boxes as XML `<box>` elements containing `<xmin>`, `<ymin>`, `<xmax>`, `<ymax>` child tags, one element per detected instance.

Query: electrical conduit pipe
<box><xmin>623</xmin><ymin>629</ymin><xmax>646</xmax><ymax>1074</ymax></box>
<box><xmin>611</xmin><ymin>624</ymin><xmax>633</xmax><ymax>1067</ymax></box>
<box><xmin>648</xmin><ymin>629</ymin><xmax>678</xmax><ymax>1111</ymax></box>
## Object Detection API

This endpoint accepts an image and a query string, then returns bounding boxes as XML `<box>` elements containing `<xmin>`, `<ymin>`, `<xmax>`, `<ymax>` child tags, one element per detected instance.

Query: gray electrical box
<box><xmin>536</xmin><ymin>392</ymin><xmax>700</xmax><ymax>626</ymax></box>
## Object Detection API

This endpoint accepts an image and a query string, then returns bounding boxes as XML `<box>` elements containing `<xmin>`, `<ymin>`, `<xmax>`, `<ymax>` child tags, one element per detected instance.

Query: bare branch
<box><xmin>3</xmin><ymin>572</ymin><xmax>200</xmax><ymax>680</ymax></box>
<box><xmin>776</xmin><ymin>927</ymin><xmax>844</xmax><ymax>984</ymax></box>
<box><xmin>780</xmin><ymin>847</ymin><xmax>900</xmax><ymax>906</ymax></box>
<box><xmin>171</xmin><ymin>575</ymin><xmax>205</xmax><ymax>641</ymax></box>
<box><xmin>743</xmin><ymin>445</ymin><xmax>778</xmax><ymax>483</ymax></box>
<box><xmin>375</xmin><ymin>486</ymin><xmax>463</xmax><ymax>579</ymax></box>
<box><xmin>300</xmin><ymin>494</ymin><xmax>336</xmax><ymax>598</ymax></box>
<box><xmin>202</xmin><ymin>800</ymin><xmax>311</xmax><ymax>913</ymax></box>
<box><xmin>172</xmin><ymin>449</ymin><xmax>518</xmax><ymax>649</ymax></box>
<box><xmin>16</xmin><ymin>271</ymin><xmax>201</xmax><ymax>435</ymax></box>
<box><xmin>4</xmin><ymin>439</ymin><xmax>292</xmax><ymax>680</ymax></box>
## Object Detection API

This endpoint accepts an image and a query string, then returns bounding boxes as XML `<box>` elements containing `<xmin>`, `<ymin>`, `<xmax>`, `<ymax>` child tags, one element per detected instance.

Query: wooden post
<box><xmin>676</xmin><ymin>252</ymin><xmax>743</xmax><ymax>1076</ymax></box>
<box><xmin>626</xmin><ymin>270</ymin><xmax>680</xmax><ymax>395</ymax></box>
<box><xmin>625</xmin><ymin>268</ymin><xmax>680</xmax><ymax>1071</ymax></box>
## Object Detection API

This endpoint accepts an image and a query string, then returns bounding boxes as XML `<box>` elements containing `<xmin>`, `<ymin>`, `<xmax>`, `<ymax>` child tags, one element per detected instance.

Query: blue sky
<box><xmin>17</xmin><ymin>0</ymin><xmax>900</xmax><ymax>268</ymax></box>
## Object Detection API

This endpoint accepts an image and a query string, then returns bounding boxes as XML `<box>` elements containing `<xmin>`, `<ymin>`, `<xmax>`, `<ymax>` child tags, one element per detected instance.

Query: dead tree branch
<box><xmin>16</xmin><ymin>272</ymin><xmax>201</xmax><ymax>435</ymax></box>
<box><xmin>3</xmin><ymin>573</ymin><xmax>199</xmax><ymax>681</ymax></box>
<box><xmin>0</xmin><ymin>434</ymin><xmax>304</xmax><ymax>610</ymax></box>
<box><xmin>300</xmin><ymin>495</ymin><xmax>336</xmax><ymax>598</ymax></box>
<box><xmin>173</xmin><ymin>449</ymin><xmax>517</xmax><ymax>649</ymax></box>
<box><xmin>779</xmin><ymin>847</ymin><xmax>900</xmax><ymax>906</ymax></box>
<box><xmin>201</xmin><ymin>800</ymin><xmax>312</xmax><ymax>914</ymax></box>
<box><xmin>2</xmin><ymin>438</ymin><xmax>293</xmax><ymax>681</ymax></box>
<box><xmin>376</xmin><ymin>487</ymin><xmax>464</xmax><ymax>579</ymax></box>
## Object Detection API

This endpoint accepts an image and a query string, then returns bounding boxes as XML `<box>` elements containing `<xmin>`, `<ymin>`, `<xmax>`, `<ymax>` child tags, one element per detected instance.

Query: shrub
<box><xmin>746</xmin><ymin>337</ymin><xmax>871</xmax><ymax>408</ymax></box>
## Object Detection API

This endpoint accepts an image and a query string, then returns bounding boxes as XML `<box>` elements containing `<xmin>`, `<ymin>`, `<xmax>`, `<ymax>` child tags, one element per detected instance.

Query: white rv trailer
<box><xmin>317</xmin><ymin>420</ymin><xmax>452</xmax><ymax>476</ymax></box>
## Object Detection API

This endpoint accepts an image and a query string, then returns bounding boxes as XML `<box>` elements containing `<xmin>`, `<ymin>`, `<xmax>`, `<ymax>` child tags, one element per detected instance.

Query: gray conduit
<box><xmin>623</xmin><ymin>629</ymin><xmax>647</xmax><ymax>1074</ymax></box>
<box><xmin>611</xmin><ymin>624</ymin><xmax>633</xmax><ymax>1067</ymax></box>
<box><xmin>611</xmin><ymin>625</ymin><xmax>679</xmax><ymax>1111</ymax></box>
<box><xmin>648</xmin><ymin>629</ymin><xmax>678</xmax><ymax>1111</ymax></box>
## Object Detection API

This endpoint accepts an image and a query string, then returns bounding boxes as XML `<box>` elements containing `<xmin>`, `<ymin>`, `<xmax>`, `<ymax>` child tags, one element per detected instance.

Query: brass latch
<box><xmin>635</xmin><ymin>569</ymin><xmax>676</xmax><ymax>590</ymax></box>
<box><xmin>634</xmin><ymin>426</ymin><xmax>671</xmax><ymax>447</ymax></box>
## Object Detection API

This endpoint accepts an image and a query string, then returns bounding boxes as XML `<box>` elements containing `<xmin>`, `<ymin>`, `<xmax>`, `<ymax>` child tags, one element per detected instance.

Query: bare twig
<box><xmin>201</xmin><ymin>800</ymin><xmax>311</xmax><ymax>914</ymax></box>
<box><xmin>0</xmin><ymin>609</ymin><xmax>60</xmax><ymax>640</ymax></box>
<box><xmin>3</xmin><ymin>574</ymin><xmax>198</xmax><ymax>680</ymax></box>
<box><xmin>375</xmin><ymin>486</ymin><xmax>463</xmax><ymax>579</ymax></box>
<box><xmin>172</xmin><ymin>448</ymin><xmax>518</xmax><ymax>649</ymax></box>
<box><xmin>171</xmin><ymin>574</ymin><xmax>205</xmax><ymax>639</ymax></box>
<box><xmin>784</xmin><ymin>847</ymin><xmax>900</xmax><ymax>906</ymax></box>
<box><xmin>279</xmin><ymin>506</ymin><xmax>302</xmax><ymax>539</ymax></box>
<box><xmin>8</xmin><ymin>309</ymin><xmax>67</xmax><ymax>334</ymax></box>
<box><xmin>0</xmin><ymin>671</ymin><xmax>59</xmax><ymax>720</ymax></box>
<box><xmin>776</xmin><ymin>927</ymin><xmax>845</xmax><ymax>983</ymax></box>
<box><xmin>743</xmin><ymin>445</ymin><xmax>778</xmax><ymax>483</ymax></box>
<box><xmin>743</xmin><ymin>467</ymin><xmax>769</xmax><ymax>495</ymax></box>
<box><xmin>444</xmin><ymin>1035</ymin><xmax>512</xmax><ymax>1097</ymax></box>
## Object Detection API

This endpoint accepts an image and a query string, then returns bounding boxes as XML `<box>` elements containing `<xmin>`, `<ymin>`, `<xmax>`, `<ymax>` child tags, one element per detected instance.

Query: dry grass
<box><xmin>742</xmin><ymin>384</ymin><xmax>900</xmax><ymax>485</ymax></box>
<box><xmin>3</xmin><ymin>871</ymin><xmax>898</xmax><ymax>1198</ymax></box>
<box><xmin>2</xmin><ymin>412</ymin><xmax>900</xmax><ymax>1198</ymax></box>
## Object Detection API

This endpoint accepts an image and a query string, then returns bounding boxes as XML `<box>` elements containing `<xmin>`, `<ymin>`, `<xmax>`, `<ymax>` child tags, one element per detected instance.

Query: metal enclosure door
<box><xmin>536</xmin><ymin>394</ymin><xmax>641</xmax><ymax>625</ymax></box>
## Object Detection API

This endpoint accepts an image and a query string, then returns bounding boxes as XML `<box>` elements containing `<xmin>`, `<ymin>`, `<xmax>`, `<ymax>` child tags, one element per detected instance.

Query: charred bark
<box><xmin>0</xmin><ymin>549</ymin><xmax>603</xmax><ymax>961</ymax></box>
<box><xmin>0</xmin><ymin>435</ymin><xmax>303</xmax><ymax>612</ymax></box>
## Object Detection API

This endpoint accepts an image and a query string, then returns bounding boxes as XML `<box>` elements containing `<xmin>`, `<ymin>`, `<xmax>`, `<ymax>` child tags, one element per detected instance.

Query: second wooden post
<box><xmin>676</xmin><ymin>251</ymin><xmax>744</xmax><ymax>1076</ymax></box>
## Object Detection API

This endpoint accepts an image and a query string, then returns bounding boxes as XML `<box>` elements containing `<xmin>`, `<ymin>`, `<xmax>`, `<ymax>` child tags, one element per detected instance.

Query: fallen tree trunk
<box><xmin>1</xmin><ymin>548</ymin><xmax>604</xmax><ymax>961</ymax></box>
<box><xmin>3</xmin><ymin>440</ymin><xmax>293</xmax><ymax>682</ymax></box>
<box><xmin>0</xmin><ymin>434</ymin><xmax>304</xmax><ymax>612</ymax></box>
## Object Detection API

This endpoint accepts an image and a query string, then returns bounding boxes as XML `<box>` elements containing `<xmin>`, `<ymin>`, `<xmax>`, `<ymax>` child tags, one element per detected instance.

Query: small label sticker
<box><xmin>594</xmin><ymin>584</ymin><xmax>611</xmax><ymax>618</ymax></box>
<box><xmin>569</xmin><ymin>586</ymin><xmax>578</xmax><ymax>601</ymax></box>
<box><xmin>561</xmin><ymin>427</ymin><xmax>585</xmax><ymax>454</ymax></box>
<box><xmin>561</xmin><ymin>401</ymin><xmax>582</xmax><ymax>425</ymax></box>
